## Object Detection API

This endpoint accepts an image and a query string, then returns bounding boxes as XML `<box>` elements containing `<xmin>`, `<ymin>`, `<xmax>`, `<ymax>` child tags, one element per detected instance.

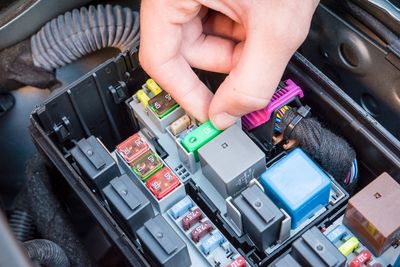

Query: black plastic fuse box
<box><xmin>29</xmin><ymin>47</ymin><xmax>400</xmax><ymax>266</ymax></box>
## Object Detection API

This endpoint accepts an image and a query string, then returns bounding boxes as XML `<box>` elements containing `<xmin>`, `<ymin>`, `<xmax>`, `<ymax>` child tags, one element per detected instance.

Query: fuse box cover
<box><xmin>260</xmin><ymin>148</ymin><xmax>331</xmax><ymax>228</ymax></box>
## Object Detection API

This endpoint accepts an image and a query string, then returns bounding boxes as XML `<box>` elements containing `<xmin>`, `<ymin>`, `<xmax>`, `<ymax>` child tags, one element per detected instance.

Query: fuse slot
<box><xmin>168</xmin><ymin>196</ymin><xmax>249</xmax><ymax>266</ymax></box>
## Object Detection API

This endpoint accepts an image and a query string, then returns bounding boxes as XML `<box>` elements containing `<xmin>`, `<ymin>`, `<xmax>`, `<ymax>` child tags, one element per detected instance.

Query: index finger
<box><xmin>139</xmin><ymin>0</ymin><xmax>213</xmax><ymax>122</ymax></box>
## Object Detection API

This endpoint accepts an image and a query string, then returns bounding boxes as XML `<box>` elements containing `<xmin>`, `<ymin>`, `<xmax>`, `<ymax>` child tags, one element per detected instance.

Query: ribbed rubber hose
<box><xmin>8</xmin><ymin>210</ymin><xmax>35</xmax><ymax>242</ymax></box>
<box><xmin>24</xmin><ymin>239</ymin><xmax>70</xmax><ymax>267</ymax></box>
<box><xmin>31</xmin><ymin>4</ymin><xmax>139</xmax><ymax>71</ymax></box>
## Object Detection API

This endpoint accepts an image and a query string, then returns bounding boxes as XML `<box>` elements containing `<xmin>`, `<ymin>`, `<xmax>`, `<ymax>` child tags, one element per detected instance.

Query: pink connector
<box><xmin>242</xmin><ymin>79</ymin><xmax>304</xmax><ymax>130</ymax></box>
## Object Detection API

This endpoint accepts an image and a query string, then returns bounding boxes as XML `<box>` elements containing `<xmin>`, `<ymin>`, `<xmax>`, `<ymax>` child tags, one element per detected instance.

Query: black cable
<box><xmin>280</xmin><ymin>108</ymin><xmax>356</xmax><ymax>184</ymax></box>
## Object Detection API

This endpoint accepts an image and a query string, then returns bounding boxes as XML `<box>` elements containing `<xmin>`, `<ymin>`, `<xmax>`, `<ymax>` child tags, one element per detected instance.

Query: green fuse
<box><xmin>148</xmin><ymin>91</ymin><xmax>179</xmax><ymax>118</ymax></box>
<box><xmin>181</xmin><ymin>120</ymin><xmax>222</xmax><ymax>161</ymax></box>
<box><xmin>338</xmin><ymin>236</ymin><xmax>359</xmax><ymax>256</ymax></box>
<box><xmin>131</xmin><ymin>150</ymin><xmax>163</xmax><ymax>181</ymax></box>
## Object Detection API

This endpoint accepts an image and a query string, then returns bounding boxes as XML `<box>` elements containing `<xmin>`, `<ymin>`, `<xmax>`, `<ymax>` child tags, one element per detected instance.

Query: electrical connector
<box><xmin>242</xmin><ymin>80</ymin><xmax>303</xmax><ymax>130</ymax></box>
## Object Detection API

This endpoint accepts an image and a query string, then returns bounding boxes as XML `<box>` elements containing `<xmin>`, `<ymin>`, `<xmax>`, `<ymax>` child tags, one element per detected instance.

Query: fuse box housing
<box><xmin>29</xmin><ymin>50</ymin><xmax>400</xmax><ymax>267</ymax></box>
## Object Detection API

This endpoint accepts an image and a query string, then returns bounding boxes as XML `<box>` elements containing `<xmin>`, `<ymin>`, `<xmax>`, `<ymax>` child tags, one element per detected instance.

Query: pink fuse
<box><xmin>227</xmin><ymin>256</ymin><xmax>247</xmax><ymax>267</ymax></box>
<box><xmin>349</xmin><ymin>249</ymin><xmax>372</xmax><ymax>267</ymax></box>
<box><xmin>117</xmin><ymin>133</ymin><xmax>149</xmax><ymax>163</ymax></box>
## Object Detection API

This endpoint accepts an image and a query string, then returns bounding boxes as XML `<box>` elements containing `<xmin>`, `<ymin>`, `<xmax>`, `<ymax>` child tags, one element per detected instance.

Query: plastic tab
<box><xmin>110</xmin><ymin>178</ymin><xmax>141</xmax><ymax>210</ymax></box>
<box><xmin>77</xmin><ymin>138</ymin><xmax>105</xmax><ymax>169</ymax></box>
<box><xmin>145</xmin><ymin>218</ymin><xmax>177</xmax><ymax>254</ymax></box>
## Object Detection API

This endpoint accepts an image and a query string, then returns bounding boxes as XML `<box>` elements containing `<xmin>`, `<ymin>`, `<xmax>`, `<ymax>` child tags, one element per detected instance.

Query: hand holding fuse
<box><xmin>148</xmin><ymin>90</ymin><xmax>179</xmax><ymax>118</ymax></box>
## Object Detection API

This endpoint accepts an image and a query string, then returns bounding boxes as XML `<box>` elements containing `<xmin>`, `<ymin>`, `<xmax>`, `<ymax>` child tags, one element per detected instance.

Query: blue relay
<box><xmin>260</xmin><ymin>148</ymin><xmax>331</xmax><ymax>228</ymax></box>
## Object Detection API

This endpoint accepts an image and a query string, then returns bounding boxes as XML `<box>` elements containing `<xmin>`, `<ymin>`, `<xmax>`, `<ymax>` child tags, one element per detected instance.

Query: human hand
<box><xmin>139</xmin><ymin>0</ymin><xmax>319</xmax><ymax>129</ymax></box>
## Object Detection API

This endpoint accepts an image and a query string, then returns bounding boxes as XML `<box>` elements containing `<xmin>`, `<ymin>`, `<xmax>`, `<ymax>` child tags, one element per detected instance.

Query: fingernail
<box><xmin>211</xmin><ymin>112</ymin><xmax>238</xmax><ymax>129</ymax></box>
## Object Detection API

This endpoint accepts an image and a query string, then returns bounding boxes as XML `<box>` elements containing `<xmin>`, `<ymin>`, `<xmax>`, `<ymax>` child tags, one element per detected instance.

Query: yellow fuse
<box><xmin>136</xmin><ymin>89</ymin><xmax>150</xmax><ymax>107</ymax></box>
<box><xmin>146</xmin><ymin>79</ymin><xmax>162</xmax><ymax>96</ymax></box>
<box><xmin>338</xmin><ymin>237</ymin><xmax>359</xmax><ymax>256</ymax></box>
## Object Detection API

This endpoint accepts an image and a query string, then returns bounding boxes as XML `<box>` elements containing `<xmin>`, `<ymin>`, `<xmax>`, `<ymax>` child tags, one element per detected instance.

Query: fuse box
<box><xmin>29</xmin><ymin>51</ymin><xmax>400</xmax><ymax>267</ymax></box>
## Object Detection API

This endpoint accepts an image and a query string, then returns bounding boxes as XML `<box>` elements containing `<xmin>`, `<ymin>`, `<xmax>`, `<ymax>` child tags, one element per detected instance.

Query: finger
<box><xmin>140</xmin><ymin>0</ymin><xmax>213</xmax><ymax>121</ymax></box>
<box><xmin>208</xmin><ymin>30</ymin><xmax>293</xmax><ymax>129</ymax></box>
<box><xmin>203</xmin><ymin>11</ymin><xmax>245</xmax><ymax>42</ymax></box>
<box><xmin>181</xmin><ymin>29</ymin><xmax>244</xmax><ymax>73</ymax></box>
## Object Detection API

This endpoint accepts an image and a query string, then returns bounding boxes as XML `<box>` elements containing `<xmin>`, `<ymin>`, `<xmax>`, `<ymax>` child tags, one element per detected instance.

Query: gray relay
<box><xmin>198</xmin><ymin>125</ymin><xmax>266</xmax><ymax>198</ymax></box>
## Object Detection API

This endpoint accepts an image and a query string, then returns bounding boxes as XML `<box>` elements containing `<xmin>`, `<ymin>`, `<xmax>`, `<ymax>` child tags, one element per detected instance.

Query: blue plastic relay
<box><xmin>260</xmin><ymin>148</ymin><xmax>332</xmax><ymax>228</ymax></box>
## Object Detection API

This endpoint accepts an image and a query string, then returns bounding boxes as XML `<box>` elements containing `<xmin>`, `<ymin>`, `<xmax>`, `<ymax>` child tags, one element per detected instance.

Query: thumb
<box><xmin>209</xmin><ymin>29</ymin><xmax>294</xmax><ymax>129</ymax></box>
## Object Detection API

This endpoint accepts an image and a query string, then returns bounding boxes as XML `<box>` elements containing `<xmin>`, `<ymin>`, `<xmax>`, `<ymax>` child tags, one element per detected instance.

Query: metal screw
<box><xmin>316</xmin><ymin>244</ymin><xmax>324</xmax><ymax>251</ymax></box>
<box><xmin>121</xmin><ymin>189</ymin><xmax>128</xmax><ymax>195</ymax></box>
<box><xmin>87</xmin><ymin>149</ymin><xmax>93</xmax><ymax>156</ymax></box>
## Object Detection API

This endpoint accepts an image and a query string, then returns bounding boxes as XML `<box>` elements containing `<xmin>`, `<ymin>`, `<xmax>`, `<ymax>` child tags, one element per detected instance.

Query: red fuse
<box><xmin>191</xmin><ymin>221</ymin><xmax>213</xmax><ymax>243</ymax></box>
<box><xmin>117</xmin><ymin>133</ymin><xmax>148</xmax><ymax>163</ymax></box>
<box><xmin>349</xmin><ymin>249</ymin><xmax>372</xmax><ymax>267</ymax></box>
<box><xmin>227</xmin><ymin>256</ymin><xmax>247</xmax><ymax>267</ymax></box>
<box><xmin>182</xmin><ymin>208</ymin><xmax>203</xmax><ymax>231</ymax></box>
<box><xmin>146</xmin><ymin>167</ymin><xmax>180</xmax><ymax>199</ymax></box>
